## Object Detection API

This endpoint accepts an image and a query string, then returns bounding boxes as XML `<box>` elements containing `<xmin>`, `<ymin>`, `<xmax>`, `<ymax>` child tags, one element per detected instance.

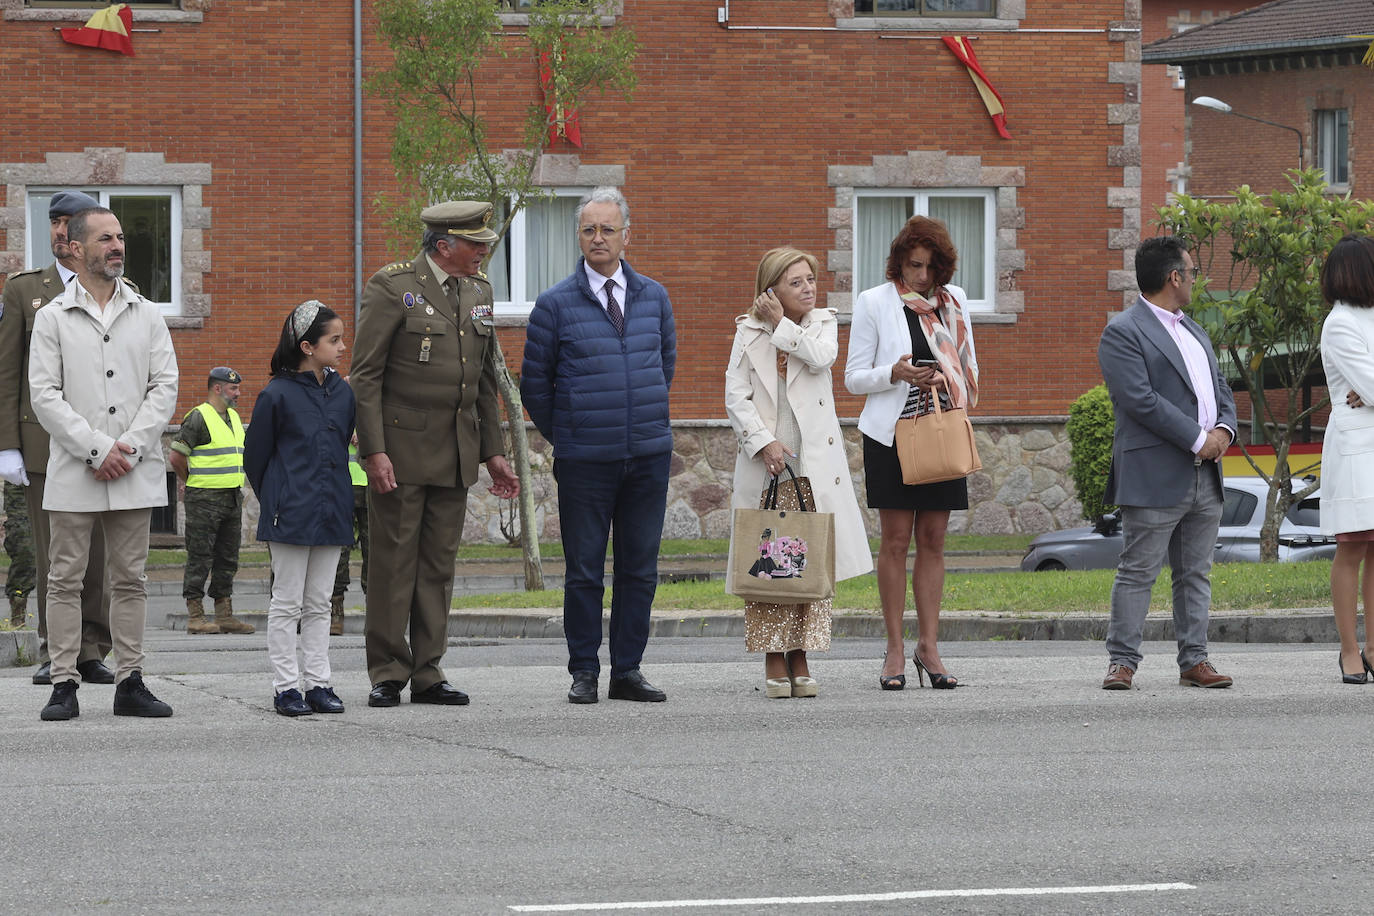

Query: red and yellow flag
<box><xmin>539</xmin><ymin>51</ymin><xmax>583</xmax><ymax>148</ymax></box>
<box><xmin>61</xmin><ymin>3</ymin><xmax>134</xmax><ymax>57</ymax></box>
<box><xmin>942</xmin><ymin>36</ymin><xmax>1010</xmax><ymax>139</ymax></box>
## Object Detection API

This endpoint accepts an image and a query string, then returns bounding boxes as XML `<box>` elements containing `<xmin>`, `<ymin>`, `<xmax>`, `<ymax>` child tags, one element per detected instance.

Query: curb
<box><xmin>0</xmin><ymin>629</ymin><xmax>40</xmax><ymax>668</ymax></box>
<box><xmin>162</xmin><ymin>610</ymin><xmax>1343</xmax><ymax>644</ymax></box>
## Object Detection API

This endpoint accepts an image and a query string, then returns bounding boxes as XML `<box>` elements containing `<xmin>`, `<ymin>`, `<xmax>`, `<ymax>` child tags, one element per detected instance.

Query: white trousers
<box><xmin>266</xmin><ymin>543</ymin><xmax>341</xmax><ymax>693</ymax></box>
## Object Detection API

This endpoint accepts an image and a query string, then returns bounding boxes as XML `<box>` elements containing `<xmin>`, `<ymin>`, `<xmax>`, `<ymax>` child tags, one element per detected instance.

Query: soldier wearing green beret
<box><xmin>351</xmin><ymin>200</ymin><xmax>520</xmax><ymax>708</ymax></box>
<box><xmin>169</xmin><ymin>366</ymin><xmax>255</xmax><ymax>635</ymax></box>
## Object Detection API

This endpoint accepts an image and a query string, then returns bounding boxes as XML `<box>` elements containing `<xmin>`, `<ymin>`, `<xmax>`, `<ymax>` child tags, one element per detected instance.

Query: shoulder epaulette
<box><xmin>6</xmin><ymin>267</ymin><xmax>42</xmax><ymax>280</ymax></box>
<box><xmin>381</xmin><ymin>261</ymin><xmax>409</xmax><ymax>274</ymax></box>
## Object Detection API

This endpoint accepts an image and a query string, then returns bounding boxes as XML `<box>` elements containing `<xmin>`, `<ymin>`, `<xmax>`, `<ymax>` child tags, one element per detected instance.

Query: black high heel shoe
<box><xmin>879</xmin><ymin>651</ymin><xmax>905</xmax><ymax>691</ymax></box>
<box><xmin>1362</xmin><ymin>650</ymin><xmax>1374</xmax><ymax>680</ymax></box>
<box><xmin>913</xmin><ymin>651</ymin><xmax>958</xmax><ymax>689</ymax></box>
<box><xmin>1341</xmin><ymin>652</ymin><xmax>1368</xmax><ymax>684</ymax></box>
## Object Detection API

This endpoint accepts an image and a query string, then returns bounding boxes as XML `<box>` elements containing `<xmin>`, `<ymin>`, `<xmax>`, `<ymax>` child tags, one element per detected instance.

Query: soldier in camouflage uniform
<box><xmin>330</xmin><ymin>429</ymin><xmax>369</xmax><ymax>636</ymax></box>
<box><xmin>169</xmin><ymin>367</ymin><xmax>255</xmax><ymax>635</ymax></box>
<box><xmin>3</xmin><ymin>481</ymin><xmax>34</xmax><ymax>627</ymax></box>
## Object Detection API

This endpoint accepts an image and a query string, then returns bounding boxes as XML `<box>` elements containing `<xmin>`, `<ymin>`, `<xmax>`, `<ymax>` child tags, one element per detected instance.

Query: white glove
<box><xmin>0</xmin><ymin>449</ymin><xmax>28</xmax><ymax>486</ymax></box>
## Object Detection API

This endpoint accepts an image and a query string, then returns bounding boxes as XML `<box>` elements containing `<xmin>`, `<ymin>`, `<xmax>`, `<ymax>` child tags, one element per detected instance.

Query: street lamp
<box><xmin>1192</xmin><ymin>95</ymin><xmax>1304</xmax><ymax>169</ymax></box>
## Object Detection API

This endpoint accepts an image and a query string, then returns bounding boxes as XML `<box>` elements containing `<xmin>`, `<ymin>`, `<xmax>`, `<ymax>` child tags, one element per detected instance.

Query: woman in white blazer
<box><xmin>844</xmin><ymin>216</ymin><xmax>978</xmax><ymax>691</ymax></box>
<box><xmin>1319</xmin><ymin>235</ymin><xmax>1374</xmax><ymax>684</ymax></box>
<box><xmin>725</xmin><ymin>248</ymin><xmax>873</xmax><ymax>698</ymax></box>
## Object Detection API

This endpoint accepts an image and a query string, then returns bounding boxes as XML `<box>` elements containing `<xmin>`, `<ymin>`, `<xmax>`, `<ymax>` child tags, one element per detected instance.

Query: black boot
<box><xmin>40</xmin><ymin>680</ymin><xmax>79</xmax><ymax>721</ymax></box>
<box><xmin>113</xmin><ymin>671</ymin><xmax>173</xmax><ymax>718</ymax></box>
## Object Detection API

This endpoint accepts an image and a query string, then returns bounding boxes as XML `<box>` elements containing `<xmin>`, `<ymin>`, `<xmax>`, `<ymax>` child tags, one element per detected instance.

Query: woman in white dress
<box><xmin>1319</xmin><ymin>234</ymin><xmax>1374</xmax><ymax>683</ymax></box>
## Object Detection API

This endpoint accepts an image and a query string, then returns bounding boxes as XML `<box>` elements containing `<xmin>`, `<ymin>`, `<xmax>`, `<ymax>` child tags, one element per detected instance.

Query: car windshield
<box><xmin>1286</xmin><ymin>497</ymin><xmax>1321</xmax><ymax>528</ymax></box>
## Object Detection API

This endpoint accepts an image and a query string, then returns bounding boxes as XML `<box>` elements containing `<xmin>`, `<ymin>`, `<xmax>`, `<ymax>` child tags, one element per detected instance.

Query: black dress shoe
<box><xmin>607</xmin><ymin>670</ymin><xmax>666</xmax><ymax>702</ymax></box>
<box><xmin>304</xmin><ymin>686</ymin><xmax>345</xmax><ymax>713</ymax></box>
<box><xmin>40</xmin><ymin>680</ymin><xmax>79</xmax><ymax>721</ymax></box>
<box><xmin>32</xmin><ymin>661</ymin><xmax>52</xmax><ymax>685</ymax></box>
<box><xmin>568</xmin><ymin>672</ymin><xmax>598</xmax><ymax>705</ymax></box>
<box><xmin>368</xmin><ymin>681</ymin><xmax>403</xmax><ymax>708</ymax></box>
<box><xmin>77</xmin><ymin>659</ymin><xmax>116</xmax><ymax>684</ymax></box>
<box><xmin>411</xmin><ymin>681</ymin><xmax>470</xmax><ymax>705</ymax></box>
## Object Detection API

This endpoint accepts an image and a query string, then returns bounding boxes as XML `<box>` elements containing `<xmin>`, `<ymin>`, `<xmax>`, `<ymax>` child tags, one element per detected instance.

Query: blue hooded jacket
<box><xmin>521</xmin><ymin>258</ymin><xmax>675</xmax><ymax>460</ymax></box>
<box><xmin>244</xmin><ymin>368</ymin><xmax>355</xmax><ymax>546</ymax></box>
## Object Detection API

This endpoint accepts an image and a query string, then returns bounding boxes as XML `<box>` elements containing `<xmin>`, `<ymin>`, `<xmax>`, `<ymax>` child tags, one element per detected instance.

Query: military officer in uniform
<box><xmin>351</xmin><ymin>200</ymin><xmax>519</xmax><ymax>708</ymax></box>
<box><xmin>0</xmin><ymin>190</ymin><xmax>115</xmax><ymax>684</ymax></box>
<box><xmin>169</xmin><ymin>366</ymin><xmax>255</xmax><ymax>635</ymax></box>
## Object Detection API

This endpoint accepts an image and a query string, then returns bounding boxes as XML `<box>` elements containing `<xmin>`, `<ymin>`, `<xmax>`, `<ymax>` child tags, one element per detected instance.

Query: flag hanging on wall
<box><xmin>942</xmin><ymin>36</ymin><xmax>1010</xmax><ymax>139</ymax></box>
<box><xmin>61</xmin><ymin>4</ymin><xmax>135</xmax><ymax>57</ymax></box>
<box><xmin>539</xmin><ymin>50</ymin><xmax>583</xmax><ymax>148</ymax></box>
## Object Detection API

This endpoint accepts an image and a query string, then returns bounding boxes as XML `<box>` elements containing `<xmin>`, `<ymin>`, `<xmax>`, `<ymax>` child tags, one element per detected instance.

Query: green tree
<box><xmin>1159</xmin><ymin>169</ymin><xmax>1374</xmax><ymax>560</ymax></box>
<box><xmin>1066</xmin><ymin>384</ymin><xmax>1116</xmax><ymax>523</ymax></box>
<box><xmin>369</xmin><ymin>0</ymin><xmax>638</xmax><ymax>588</ymax></box>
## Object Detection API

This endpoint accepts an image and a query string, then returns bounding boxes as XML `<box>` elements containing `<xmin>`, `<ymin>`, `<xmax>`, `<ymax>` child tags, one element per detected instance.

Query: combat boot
<box><xmin>330</xmin><ymin>595</ymin><xmax>345</xmax><ymax>636</ymax></box>
<box><xmin>9</xmin><ymin>594</ymin><xmax>26</xmax><ymax>628</ymax></box>
<box><xmin>214</xmin><ymin>597</ymin><xmax>256</xmax><ymax>634</ymax></box>
<box><xmin>185</xmin><ymin>598</ymin><xmax>220</xmax><ymax>634</ymax></box>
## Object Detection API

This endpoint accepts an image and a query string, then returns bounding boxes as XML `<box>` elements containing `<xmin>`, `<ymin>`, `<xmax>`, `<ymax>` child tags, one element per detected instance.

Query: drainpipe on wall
<box><xmin>354</xmin><ymin>0</ymin><xmax>364</xmax><ymax>325</ymax></box>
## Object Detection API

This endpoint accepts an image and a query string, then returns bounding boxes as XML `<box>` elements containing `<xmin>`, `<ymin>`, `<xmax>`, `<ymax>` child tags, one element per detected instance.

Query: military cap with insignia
<box><xmin>208</xmin><ymin>366</ymin><xmax>242</xmax><ymax>385</ymax></box>
<box><xmin>421</xmin><ymin>200</ymin><xmax>499</xmax><ymax>243</ymax></box>
<box><xmin>48</xmin><ymin>190</ymin><xmax>100</xmax><ymax>219</ymax></box>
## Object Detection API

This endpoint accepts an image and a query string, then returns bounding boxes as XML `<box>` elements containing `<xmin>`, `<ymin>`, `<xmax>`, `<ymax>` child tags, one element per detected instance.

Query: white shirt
<box><xmin>57</xmin><ymin>261</ymin><xmax>76</xmax><ymax>287</ymax></box>
<box><xmin>583</xmin><ymin>260</ymin><xmax>626</xmax><ymax>314</ymax></box>
<box><xmin>1143</xmin><ymin>296</ymin><xmax>1231</xmax><ymax>455</ymax></box>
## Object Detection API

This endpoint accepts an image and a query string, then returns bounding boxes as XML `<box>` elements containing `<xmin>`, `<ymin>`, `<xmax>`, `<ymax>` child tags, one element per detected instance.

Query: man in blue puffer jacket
<box><xmin>521</xmin><ymin>187</ymin><xmax>676</xmax><ymax>706</ymax></box>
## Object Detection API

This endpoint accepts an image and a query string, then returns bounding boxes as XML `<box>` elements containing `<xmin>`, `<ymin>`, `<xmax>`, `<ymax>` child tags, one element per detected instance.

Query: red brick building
<box><xmin>0</xmin><ymin>0</ymin><xmax>1161</xmax><ymax>538</ymax></box>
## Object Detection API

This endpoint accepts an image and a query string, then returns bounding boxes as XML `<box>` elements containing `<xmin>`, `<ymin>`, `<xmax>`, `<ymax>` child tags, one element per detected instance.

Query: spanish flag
<box><xmin>61</xmin><ymin>3</ymin><xmax>134</xmax><ymax>57</ymax></box>
<box><xmin>942</xmin><ymin>36</ymin><xmax>1010</xmax><ymax>139</ymax></box>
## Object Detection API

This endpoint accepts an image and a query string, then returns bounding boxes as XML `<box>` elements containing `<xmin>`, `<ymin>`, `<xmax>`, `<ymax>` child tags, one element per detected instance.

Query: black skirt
<box><xmin>862</xmin><ymin>433</ymin><xmax>969</xmax><ymax>511</ymax></box>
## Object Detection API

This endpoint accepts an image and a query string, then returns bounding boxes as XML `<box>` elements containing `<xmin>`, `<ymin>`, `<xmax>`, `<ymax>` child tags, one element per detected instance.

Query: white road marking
<box><xmin>509</xmin><ymin>882</ymin><xmax>1197</xmax><ymax>912</ymax></box>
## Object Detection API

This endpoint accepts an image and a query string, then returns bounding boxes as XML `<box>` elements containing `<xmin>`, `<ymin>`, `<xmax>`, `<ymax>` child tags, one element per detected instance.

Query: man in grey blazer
<box><xmin>1098</xmin><ymin>236</ymin><xmax>1237</xmax><ymax>690</ymax></box>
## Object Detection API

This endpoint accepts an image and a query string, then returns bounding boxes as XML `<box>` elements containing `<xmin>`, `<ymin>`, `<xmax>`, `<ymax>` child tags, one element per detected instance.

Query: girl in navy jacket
<box><xmin>244</xmin><ymin>301</ymin><xmax>355</xmax><ymax>717</ymax></box>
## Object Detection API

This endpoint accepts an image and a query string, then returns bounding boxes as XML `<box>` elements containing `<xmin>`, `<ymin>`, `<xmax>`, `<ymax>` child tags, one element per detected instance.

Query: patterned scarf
<box><xmin>896</xmin><ymin>282</ymin><xmax>979</xmax><ymax>409</ymax></box>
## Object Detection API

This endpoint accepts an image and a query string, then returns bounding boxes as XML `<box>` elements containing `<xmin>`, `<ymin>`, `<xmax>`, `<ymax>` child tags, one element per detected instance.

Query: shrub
<box><xmin>1066</xmin><ymin>384</ymin><xmax>1116</xmax><ymax>522</ymax></box>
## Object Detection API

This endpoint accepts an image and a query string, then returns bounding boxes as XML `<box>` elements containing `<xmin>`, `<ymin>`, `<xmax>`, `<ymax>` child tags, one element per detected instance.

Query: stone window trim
<box><xmin>827</xmin><ymin>149</ymin><xmax>1026</xmax><ymax>324</ymax></box>
<box><xmin>498</xmin><ymin>0</ymin><xmax>621</xmax><ymax>28</ymax></box>
<box><xmin>832</xmin><ymin>0</ymin><xmax>1023</xmax><ymax>31</ymax></box>
<box><xmin>2</xmin><ymin>1</ymin><xmax>206</xmax><ymax>23</ymax></box>
<box><xmin>0</xmin><ymin>147</ymin><xmax>212</xmax><ymax>329</ymax></box>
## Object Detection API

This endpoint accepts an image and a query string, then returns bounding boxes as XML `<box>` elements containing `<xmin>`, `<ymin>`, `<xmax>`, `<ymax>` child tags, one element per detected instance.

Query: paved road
<box><xmin>2</xmin><ymin>635</ymin><xmax>1367</xmax><ymax>914</ymax></box>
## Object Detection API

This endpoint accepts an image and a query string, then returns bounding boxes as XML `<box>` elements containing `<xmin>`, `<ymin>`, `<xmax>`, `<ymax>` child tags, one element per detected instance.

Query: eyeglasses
<box><xmin>1174</xmin><ymin>267</ymin><xmax>1202</xmax><ymax>282</ymax></box>
<box><xmin>579</xmin><ymin>225</ymin><xmax>625</xmax><ymax>240</ymax></box>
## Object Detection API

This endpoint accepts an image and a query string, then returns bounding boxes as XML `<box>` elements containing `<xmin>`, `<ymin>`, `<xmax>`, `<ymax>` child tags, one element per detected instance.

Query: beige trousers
<box><xmin>46</xmin><ymin>508</ymin><xmax>152</xmax><ymax>685</ymax></box>
<box><xmin>26</xmin><ymin>472</ymin><xmax>112</xmax><ymax>664</ymax></box>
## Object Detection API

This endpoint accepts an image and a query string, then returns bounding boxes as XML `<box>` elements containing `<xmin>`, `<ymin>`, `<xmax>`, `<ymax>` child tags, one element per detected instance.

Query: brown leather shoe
<box><xmin>1102</xmin><ymin>662</ymin><xmax>1134</xmax><ymax>690</ymax></box>
<box><xmin>1179</xmin><ymin>660</ymin><xmax>1232</xmax><ymax>688</ymax></box>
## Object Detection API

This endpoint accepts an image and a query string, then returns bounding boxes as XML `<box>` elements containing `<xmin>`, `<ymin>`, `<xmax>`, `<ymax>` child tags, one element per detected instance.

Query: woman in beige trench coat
<box><xmin>725</xmin><ymin>248</ymin><xmax>874</xmax><ymax>698</ymax></box>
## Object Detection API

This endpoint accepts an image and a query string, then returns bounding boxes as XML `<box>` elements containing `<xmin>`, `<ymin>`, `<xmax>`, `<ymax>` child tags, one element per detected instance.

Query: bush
<box><xmin>1066</xmin><ymin>384</ymin><xmax>1116</xmax><ymax>522</ymax></box>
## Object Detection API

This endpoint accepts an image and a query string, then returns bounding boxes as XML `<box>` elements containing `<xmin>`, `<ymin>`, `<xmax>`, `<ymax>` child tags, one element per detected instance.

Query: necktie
<box><xmin>444</xmin><ymin>276</ymin><xmax>459</xmax><ymax>313</ymax></box>
<box><xmin>605</xmin><ymin>279</ymin><xmax>624</xmax><ymax>336</ymax></box>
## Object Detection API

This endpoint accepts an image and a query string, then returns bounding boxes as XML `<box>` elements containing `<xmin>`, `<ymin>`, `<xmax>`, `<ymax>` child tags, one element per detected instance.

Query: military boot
<box><xmin>9</xmin><ymin>594</ymin><xmax>26</xmax><ymax>628</ymax></box>
<box><xmin>330</xmin><ymin>595</ymin><xmax>345</xmax><ymax>636</ymax></box>
<box><xmin>214</xmin><ymin>597</ymin><xmax>256</xmax><ymax>634</ymax></box>
<box><xmin>185</xmin><ymin>598</ymin><xmax>221</xmax><ymax>634</ymax></box>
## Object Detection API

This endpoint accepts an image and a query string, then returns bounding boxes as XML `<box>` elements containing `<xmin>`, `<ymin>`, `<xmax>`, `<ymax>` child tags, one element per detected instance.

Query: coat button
<box><xmin>86</xmin><ymin>459</ymin><xmax>93</xmax><ymax>465</ymax></box>
<box><xmin>106</xmin><ymin>370</ymin><xmax>114</xmax><ymax>377</ymax></box>
<box><xmin>91</xmin><ymin>449</ymin><xmax>99</xmax><ymax>456</ymax></box>
<box><xmin>835</xmin><ymin>477</ymin><xmax>841</xmax><ymax>484</ymax></box>
<box><xmin>818</xmin><ymin>399</ymin><xmax>825</xmax><ymax>406</ymax></box>
<box><xmin>103</xmin><ymin>334</ymin><xmax>110</xmax><ymax>342</ymax></box>
<box><xmin>108</xmin><ymin>406</ymin><xmax>116</xmax><ymax>414</ymax></box>
<box><xmin>828</xmin><ymin>437</ymin><xmax>834</xmax><ymax>444</ymax></box>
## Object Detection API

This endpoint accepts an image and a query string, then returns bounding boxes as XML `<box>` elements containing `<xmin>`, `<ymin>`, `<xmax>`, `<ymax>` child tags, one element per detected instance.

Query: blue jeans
<box><xmin>555</xmin><ymin>452</ymin><xmax>671</xmax><ymax>679</ymax></box>
<box><xmin>1106</xmin><ymin>464</ymin><xmax>1223</xmax><ymax>671</ymax></box>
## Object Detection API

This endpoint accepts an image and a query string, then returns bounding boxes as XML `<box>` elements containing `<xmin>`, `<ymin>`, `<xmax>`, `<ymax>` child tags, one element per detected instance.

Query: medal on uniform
<box><xmin>419</xmin><ymin>336</ymin><xmax>432</xmax><ymax>363</ymax></box>
<box><xmin>402</xmin><ymin>292</ymin><xmax>416</xmax><ymax>309</ymax></box>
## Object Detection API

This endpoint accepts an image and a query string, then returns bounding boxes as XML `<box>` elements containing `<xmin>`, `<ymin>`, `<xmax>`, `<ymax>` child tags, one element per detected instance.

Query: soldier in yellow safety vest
<box><xmin>169</xmin><ymin>367</ymin><xmax>255</xmax><ymax>635</ymax></box>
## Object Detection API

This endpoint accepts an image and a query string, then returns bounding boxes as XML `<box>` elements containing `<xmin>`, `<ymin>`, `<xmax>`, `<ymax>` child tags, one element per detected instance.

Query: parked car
<box><xmin>1020</xmin><ymin>477</ymin><xmax>1335</xmax><ymax>571</ymax></box>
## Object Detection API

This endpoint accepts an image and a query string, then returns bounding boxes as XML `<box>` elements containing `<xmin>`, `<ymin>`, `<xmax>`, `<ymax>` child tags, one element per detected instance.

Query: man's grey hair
<box><xmin>574</xmin><ymin>186</ymin><xmax>630</xmax><ymax>231</ymax></box>
<box><xmin>422</xmin><ymin>228</ymin><xmax>447</xmax><ymax>254</ymax></box>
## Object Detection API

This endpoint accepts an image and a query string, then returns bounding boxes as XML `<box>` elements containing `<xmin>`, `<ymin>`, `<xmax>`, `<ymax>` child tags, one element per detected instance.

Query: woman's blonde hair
<box><xmin>750</xmin><ymin>247</ymin><xmax>820</xmax><ymax>319</ymax></box>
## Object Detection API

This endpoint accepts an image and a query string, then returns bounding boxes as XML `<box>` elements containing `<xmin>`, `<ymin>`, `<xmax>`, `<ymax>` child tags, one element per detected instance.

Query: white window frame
<box><xmin>852</xmin><ymin>188</ymin><xmax>996</xmax><ymax>312</ymax></box>
<box><xmin>492</xmin><ymin>187</ymin><xmax>586</xmax><ymax>317</ymax></box>
<box><xmin>1314</xmin><ymin>108</ymin><xmax>1349</xmax><ymax>188</ymax></box>
<box><xmin>26</xmin><ymin>186</ymin><xmax>183</xmax><ymax>317</ymax></box>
